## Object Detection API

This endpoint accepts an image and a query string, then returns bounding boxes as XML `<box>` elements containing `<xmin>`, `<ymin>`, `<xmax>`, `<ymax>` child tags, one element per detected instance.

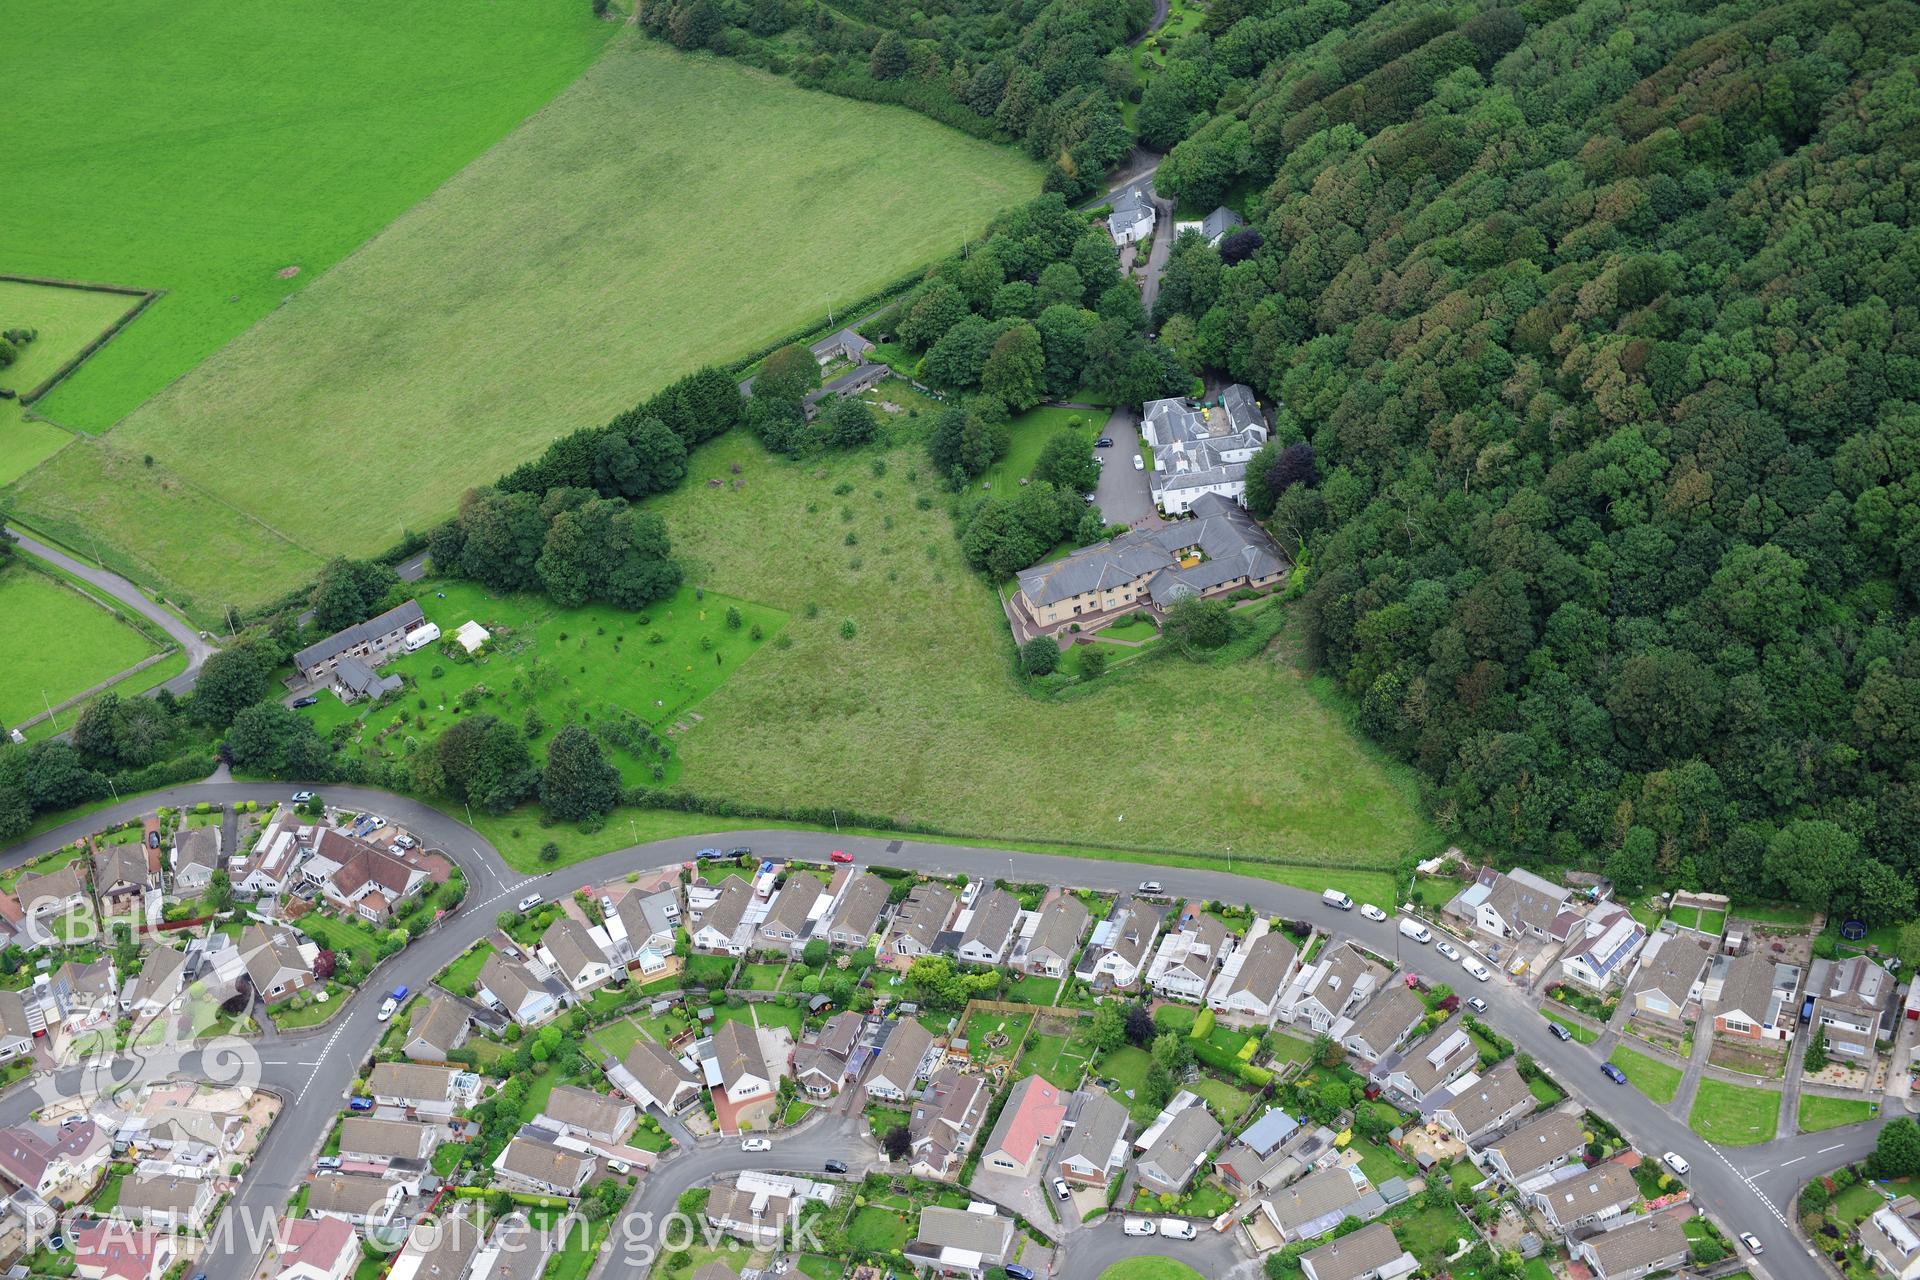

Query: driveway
<box><xmin>1094</xmin><ymin>410</ymin><xmax>1157</xmax><ymax>528</ymax></box>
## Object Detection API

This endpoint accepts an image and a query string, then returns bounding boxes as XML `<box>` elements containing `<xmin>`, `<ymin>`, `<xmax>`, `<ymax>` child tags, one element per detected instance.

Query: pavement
<box><xmin>2</xmin><ymin>781</ymin><xmax>1899</xmax><ymax>1280</ymax></box>
<box><xmin>4</xmin><ymin>523</ymin><xmax>217</xmax><ymax>697</ymax></box>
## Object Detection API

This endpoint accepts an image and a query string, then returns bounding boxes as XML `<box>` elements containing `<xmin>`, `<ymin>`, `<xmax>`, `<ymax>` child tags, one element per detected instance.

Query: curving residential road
<box><xmin>4</xmin><ymin>524</ymin><xmax>216</xmax><ymax>697</ymax></box>
<box><xmin>2</xmin><ymin>783</ymin><xmax>1889</xmax><ymax>1280</ymax></box>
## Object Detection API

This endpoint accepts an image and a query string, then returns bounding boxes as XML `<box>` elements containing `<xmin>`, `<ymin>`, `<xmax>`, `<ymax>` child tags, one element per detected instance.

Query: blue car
<box><xmin>349</xmin><ymin>1096</ymin><xmax>374</xmax><ymax>1110</ymax></box>
<box><xmin>390</xmin><ymin>985</ymin><xmax>408</xmax><ymax>1002</ymax></box>
<box><xmin>1601</xmin><ymin>1063</ymin><xmax>1628</xmax><ymax>1084</ymax></box>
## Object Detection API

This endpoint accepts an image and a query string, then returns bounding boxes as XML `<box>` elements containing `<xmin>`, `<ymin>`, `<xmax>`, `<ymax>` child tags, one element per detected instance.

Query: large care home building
<box><xmin>1011</xmin><ymin>492</ymin><xmax>1286</xmax><ymax>636</ymax></box>
<box><xmin>1141</xmin><ymin>384</ymin><xmax>1270</xmax><ymax>515</ymax></box>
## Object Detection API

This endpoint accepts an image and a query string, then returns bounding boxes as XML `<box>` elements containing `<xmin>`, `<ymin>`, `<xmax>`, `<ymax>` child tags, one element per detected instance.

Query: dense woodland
<box><xmin>1122</xmin><ymin>0</ymin><xmax>1920</xmax><ymax>920</ymax></box>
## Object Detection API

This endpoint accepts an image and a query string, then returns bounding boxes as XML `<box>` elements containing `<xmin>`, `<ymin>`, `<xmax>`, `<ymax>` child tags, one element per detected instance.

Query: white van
<box><xmin>1461</xmin><ymin>957</ymin><xmax>1492</xmax><ymax>981</ymax></box>
<box><xmin>1322</xmin><ymin>889</ymin><xmax>1354</xmax><ymax>911</ymax></box>
<box><xmin>1398</xmin><ymin>918</ymin><xmax>1432</xmax><ymax>944</ymax></box>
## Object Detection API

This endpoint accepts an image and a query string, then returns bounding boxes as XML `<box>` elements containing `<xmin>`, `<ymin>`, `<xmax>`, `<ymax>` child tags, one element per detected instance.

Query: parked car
<box><xmin>1549</xmin><ymin>1022</ymin><xmax>1572</xmax><ymax>1042</ymax></box>
<box><xmin>1601</xmin><ymin>1063</ymin><xmax>1627</xmax><ymax>1084</ymax></box>
<box><xmin>349</xmin><ymin>1096</ymin><xmax>374</xmax><ymax>1110</ymax></box>
<box><xmin>1322</xmin><ymin>889</ymin><xmax>1353</xmax><ymax>910</ymax></box>
<box><xmin>1663</xmin><ymin>1152</ymin><xmax>1690</xmax><ymax>1175</ymax></box>
<box><xmin>601</xmin><ymin>895</ymin><xmax>615</xmax><ymax>914</ymax></box>
<box><xmin>830</xmin><ymin>850</ymin><xmax>854</xmax><ymax>864</ymax></box>
<box><xmin>292</xmin><ymin>696</ymin><xmax>318</xmax><ymax>708</ymax></box>
<box><xmin>1084</xmin><ymin>493</ymin><xmax>1097</xmax><ymax>504</ymax></box>
<box><xmin>369</xmin><ymin>816</ymin><xmax>386</xmax><ymax>829</ymax></box>
<box><xmin>517</xmin><ymin>893</ymin><xmax>544</xmax><ymax>912</ymax></box>
<box><xmin>1359</xmin><ymin>903</ymin><xmax>1387</xmax><ymax>922</ymax></box>
<box><xmin>1122</xmin><ymin>1217</ymin><xmax>1157</xmax><ymax>1237</ymax></box>
<box><xmin>393</xmin><ymin>833</ymin><xmax>418</xmax><ymax>849</ymax></box>
<box><xmin>1133</xmin><ymin>454</ymin><xmax>1145</xmax><ymax>471</ymax></box>
<box><xmin>608</xmin><ymin>1159</ymin><xmax>630</xmax><ymax>1174</ymax></box>
<box><xmin>824</xmin><ymin>1159</ymin><xmax>849</xmax><ymax>1174</ymax></box>
<box><xmin>740</xmin><ymin>1137</ymin><xmax>772</xmax><ymax>1153</ymax></box>
<box><xmin>1095</xmin><ymin>437</ymin><xmax>1114</xmax><ymax>448</ymax></box>
<box><xmin>1465</xmin><ymin>996</ymin><xmax>1487</xmax><ymax>1013</ymax></box>
<box><xmin>1006</xmin><ymin>1267</ymin><xmax>1036</xmax><ymax>1280</ymax></box>
<box><xmin>316</xmin><ymin>1156</ymin><xmax>341</xmax><ymax>1170</ymax></box>
<box><xmin>291</xmin><ymin>791</ymin><xmax>314</xmax><ymax>803</ymax></box>
<box><xmin>1461</xmin><ymin>957</ymin><xmax>1492</xmax><ymax>982</ymax></box>
<box><xmin>391</xmin><ymin>985</ymin><xmax>408</xmax><ymax>1002</ymax></box>
<box><xmin>696</xmin><ymin>848</ymin><xmax>726</xmax><ymax>861</ymax></box>
<box><xmin>1052</xmin><ymin>1177</ymin><xmax>1070</xmax><ymax>1201</ymax></box>
<box><xmin>1398</xmin><ymin>918</ymin><xmax>1432</xmax><ymax>943</ymax></box>
<box><xmin>1435</xmin><ymin>940</ymin><xmax>1462</xmax><ymax>961</ymax></box>
<box><xmin>1138</xmin><ymin>881</ymin><xmax>1164</xmax><ymax>895</ymax></box>
<box><xmin>1740</xmin><ymin>1233</ymin><xmax>1763</xmax><ymax>1254</ymax></box>
<box><xmin>728</xmin><ymin>847</ymin><xmax>753</xmax><ymax>858</ymax></box>
<box><xmin>377</xmin><ymin>997</ymin><xmax>399</xmax><ymax>1022</ymax></box>
<box><xmin>1160</xmin><ymin>1220</ymin><xmax>1198</xmax><ymax>1240</ymax></box>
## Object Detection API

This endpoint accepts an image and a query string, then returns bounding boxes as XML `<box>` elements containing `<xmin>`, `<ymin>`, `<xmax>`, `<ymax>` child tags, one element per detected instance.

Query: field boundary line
<box><xmin>13</xmin><ymin>649</ymin><xmax>176</xmax><ymax>733</ymax></box>
<box><xmin>0</xmin><ymin>273</ymin><xmax>163</xmax><ymax>409</ymax></box>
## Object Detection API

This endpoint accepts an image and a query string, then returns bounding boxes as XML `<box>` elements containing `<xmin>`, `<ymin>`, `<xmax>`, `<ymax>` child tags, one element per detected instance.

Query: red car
<box><xmin>830</xmin><ymin>850</ymin><xmax>854</xmax><ymax>864</ymax></box>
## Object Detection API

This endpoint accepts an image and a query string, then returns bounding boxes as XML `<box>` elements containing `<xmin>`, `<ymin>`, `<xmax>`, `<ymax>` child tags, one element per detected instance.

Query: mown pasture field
<box><xmin>0</xmin><ymin>567</ymin><xmax>162</xmax><ymax>728</ymax></box>
<box><xmin>8</xmin><ymin>37</ymin><xmax>1039</xmax><ymax>621</ymax></box>
<box><xmin>0</xmin><ymin>280</ymin><xmax>140</xmax><ymax>486</ymax></box>
<box><xmin>5</xmin><ymin>0</ymin><xmax>613</xmax><ymax>433</ymax></box>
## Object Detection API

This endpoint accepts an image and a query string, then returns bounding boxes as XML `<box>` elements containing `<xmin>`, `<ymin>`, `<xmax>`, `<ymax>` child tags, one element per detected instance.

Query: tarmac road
<box><xmin>3</xmin><ymin>783</ymin><xmax>1886</xmax><ymax>1280</ymax></box>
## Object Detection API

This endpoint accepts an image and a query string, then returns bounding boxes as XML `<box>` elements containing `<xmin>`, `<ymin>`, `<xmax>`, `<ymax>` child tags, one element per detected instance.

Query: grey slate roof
<box><xmin>698</xmin><ymin>877</ymin><xmax>754</xmax><ymax>941</ymax></box>
<box><xmin>407</xmin><ymin>995</ymin><xmax>470</xmax><ymax>1057</ymax></box>
<box><xmin>1265</xmin><ymin>1165</ymin><xmax>1370</xmax><ymax>1233</ymax></box>
<box><xmin>1580</xmin><ymin>1215</ymin><xmax>1689</xmax><ymax>1277</ymax></box>
<box><xmin>712</xmin><ymin>1019</ymin><xmax>769</xmax><ymax>1094</ymax></box>
<box><xmin>1017</xmin><ymin>492</ymin><xmax>1284</xmax><ymax>608</ymax></box>
<box><xmin>1224</xmin><ymin>931</ymin><xmax>1296</xmax><ymax>1003</ymax></box>
<box><xmin>1483</xmin><ymin>1109</ymin><xmax>1584</xmax><ymax>1180</ymax></box>
<box><xmin>1343</xmin><ymin>984</ymin><xmax>1425</xmax><ymax>1056</ymax></box>
<box><xmin>828</xmin><ymin>873</ymin><xmax>889</xmax><ymax>941</ymax></box>
<box><xmin>1438</xmin><ymin>1060</ymin><xmax>1534</xmax><ymax>1138</ymax></box>
<box><xmin>541</xmin><ymin>918</ymin><xmax>608</xmax><ymax>983</ymax></box>
<box><xmin>890</xmin><ymin>884</ymin><xmax>957</xmax><ymax>953</ymax></box>
<box><xmin>1300</xmin><ymin>1222</ymin><xmax>1408</xmax><ymax>1280</ymax></box>
<box><xmin>1026</xmin><ymin>895</ymin><xmax>1090</xmax><ymax>963</ymax></box>
<box><xmin>332</xmin><ymin>655</ymin><xmax>402</xmax><ymax>700</ymax></box>
<box><xmin>1201</xmin><ymin>206</ymin><xmax>1246</xmax><ymax>241</ymax></box>
<box><xmin>294</xmin><ymin>599</ymin><xmax>425</xmax><ymax>671</ymax></box>
<box><xmin>1536</xmin><ymin>1163</ymin><xmax>1636</xmax><ymax>1225</ymax></box>
<box><xmin>960</xmin><ymin>889</ymin><xmax>1020</xmax><ymax>955</ymax></box>
<box><xmin>1056</xmin><ymin>1091</ymin><xmax>1128</xmax><ymax>1174</ymax></box>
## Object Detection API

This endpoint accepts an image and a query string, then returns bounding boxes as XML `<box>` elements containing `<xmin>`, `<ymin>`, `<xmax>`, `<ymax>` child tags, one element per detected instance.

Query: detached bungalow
<box><xmin>1573</xmin><ymin>1215</ymin><xmax>1689</xmax><ymax>1280</ymax></box>
<box><xmin>1371</xmin><ymin>1023</ymin><xmax>1478</xmax><ymax>1107</ymax></box>
<box><xmin>979</xmin><ymin>1075</ymin><xmax>1067</xmax><ymax>1178</ymax></box>
<box><xmin>1148</xmin><ymin>914</ymin><xmax>1234</xmax><ymax>1003</ymax></box>
<box><xmin>1476</xmin><ymin>1110</ymin><xmax>1585</xmax><ymax>1187</ymax></box>
<box><xmin>1529</xmin><ymin>1163</ymin><xmax>1638</xmax><ymax>1235</ymax></box>
<box><xmin>494</xmin><ymin>1135</ymin><xmax>595</xmax><ymax>1196</ymax></box>
<box><xmin>1432</xmin><ymin>1061</ymin><xmax>1536</xmax><ymax>1146</ymax></box>
<box><xmin>1279</xmin><ymin>942</ymin><xmax>1385</xmax><ymax>1034</ymax></box>
<box><xmin>539</xmin><ymin>919</ymin><xmax>615</xmax><ymax>995</ymax></box>
<box><xmin>1300</xmin><ymin>1222</ymin><xmax>1417</xmax><ymax>1280</ymax></box>
<box><xmin>908</xmin><ymin>1066</ymin><xmax>988</xmax><ymax>1180</ymax></box>
<box><xmin>1208</xmin><ymin>931</ymin><xmax>1298</xmax><ymax>1024</ymax></box>
<box><xmin>886</xmin><ymin>884</ymin><xmax>957</xmax><ymax>960</ymax></box>
<box><xmin>690</xmin><ymin>877</ymin><xmax>755</xmax><ymax>956</ymax></box>
<box><xmin>823</xmin><ymin>874</ymin><xmax>889</xmax><ymax>949</ymax></box>
<box><xmin>1134</xmin><ymin>1104</ymin><xmax>1221</xmax><ymax>1196</ymax></box>
<box><xmin>1055</xmin><ymin>1091</ymin><xmax>1129</xmax><ymax>1187</ymax></box>
<box><xmin>1339</xmin><ymin>984</ymin><xmax>1426</xmax><ymax>1064</ymax></box>
<box><xmin>476</xmin><ymin>953</ymin><xmax>563</xmax><ymax>1028</ymax></box>
<box><xmin>1017</xmin><ymin>895</ymin><xmax>1089</xmax><ymax>978</ymax></box>
<box><xmin>904</xmin><ymin>1206</ymin><xmax>1015</xmax><ymax>1280</ymax></box>
<box><xmin>863</xmin><ymin>1020</ymin><xmax>936</xmax><ymax>1103</ymax></box>
<box><xmin>538</xmin><ymin>1085</ymin><xmax>635</xmax><ymax>1145</ymax></box>
<box><xmin>1076</xmin><ymin>896</ymin><xmax>1165</xmax><ymax>991</ymax></box>
<box><xmin>956</xmin><ymin>890</ymin><xmax>1021</xmax><ymax>967</ymax></box>
<box><xmin>614</xmin><ymin>1039</ymin><xmax>702</xmax><ymax>1116</ymax></box>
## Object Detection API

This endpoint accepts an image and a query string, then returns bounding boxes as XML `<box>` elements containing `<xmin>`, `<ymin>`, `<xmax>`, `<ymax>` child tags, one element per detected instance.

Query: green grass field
<box><xmin>0</xmin><ymin>281</ymin><xmax>142</xmax><ymax>485</ymax></box>
<box><xmin>301</xmin><ymin>579</ymin><xmax>781</xmax><ymax>786</ymax></box>
<box><xmin>980</xmin><ymin>407</ymin><xmax>1099</xmax><ymax>496</ymax></box>
<box><xmin>1797</xmin><ymin>1094</ymin><xmax>1877</xmax><ymax>1133</ymax></box>
<box><xmin>0</xmin><ymin>567</ymin><xmax>161</xmax><ymax>726</ymax></box>
<box><xmin>10</xmin><ymin>36</ymin><xmax>1038</xmax><ymax>618</ymax></box>
<box><xmin>6</xmin><ymin>0</ymin><xmax>613</xmax><ymax>433</ymax></box>
<box><xmin>1687</xmin><ymin>1078</ymin><xmax>1779</xmax><ymax>1145</ymax></box>
<box><xmin>608</xmin><ymin>431</ymin><xmax>1436</xmax><ymax>863</ymax></box>
<box><xmin>1608</xmin><ymin>1045</ymin><xmax>1682</xmax><ymax>1104</ymax></box>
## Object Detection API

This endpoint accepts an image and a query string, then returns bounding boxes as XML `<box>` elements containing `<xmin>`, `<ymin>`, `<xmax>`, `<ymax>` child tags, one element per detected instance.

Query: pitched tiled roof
<box><xmin>712</xmin><ymin>1019</ymin><xmax>769</xmax><ymax>1093</ymax></box>
<box><xmin>293</xmin><ymin>599</ymin><xmax>425</xmax><ymax>670</ymax></box>
<box><xmin>983</xmin><ymin>1075</ymin><xmax>1067</xmax><ymax>1166</ymax></box>
<box><xmin>1027</xmin><ymin>896</ymin><xmax>1090</xmax><ymax>961</ymax></box>
<box><xmin>828</xmin><ymin>873</ymin><xmax>889</xmax><ymax>940</ymax></box>
<box><xmin>1301</xmin><ymin>1222</ymin><xmax>1408</xmax><ymax>1280</ymax></box>
<box><xmin>961</xmin><ymin>889</ymin><xmax>1020</xmax><ymax>954</ymax></box>
<box><xmin>542</xmin><ymin>917</ymin><xmax>609</xmax><ymax>981</ymax></box>
<box><xmin>1581</xmin><ymin>1215</ymin><xmax>1688</xmax><ymax>1277</ymax></box>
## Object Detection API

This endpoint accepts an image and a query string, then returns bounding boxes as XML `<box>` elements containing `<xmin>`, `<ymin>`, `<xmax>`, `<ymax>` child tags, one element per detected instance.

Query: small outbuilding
<box><xmin>455</xmin><ymin>620</ymin><xmax>490</xmax><ymax>654</ymax></box>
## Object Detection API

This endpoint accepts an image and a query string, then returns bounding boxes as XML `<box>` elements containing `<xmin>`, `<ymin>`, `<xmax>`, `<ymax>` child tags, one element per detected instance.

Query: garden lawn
<box><xmin>737</xmin><ymin>963</ymin><xmax>788</xmax><ymax>994</ymax></box>
<box><xmin>0</xmin><ymin>282</ymin><xmax>141</xmax><ymax>485</ymax></box>
<box><xmin>590</xmin><ymin>1017</ymin><xmax>648</xmax><ymax>1065</ymax></box>
<box><xmin>1608</xmin><ymin>1045</ymin><xmax>1682</xmax><ymax>1104</ymax></box>
<box><xmin>293</xmin><ymin>912</ymin><xmax>386</xmax><ymax>970</ymax></box>
<box><xmin>847</xmin><ymin>1206</ymin><xmax>915</xmax><ymax>1253</ymax></box>
<box><xmin>13</xmin><ymin>35</ymin><xmax>1038</xmax><ymax>616</ymax></box>
<box><xmin>979</xmin><ymin>407</ymin><xmax>1099</xmax><ymax>496</ymax></box>
<box><xmin>0</xmin><ymin>567</ymin><xmax>160</xmax><ymax>727</ymax></box>
<box><xmin>5</xmin><ymin>0</ymin><xmax>611</xmax><ymax>435</ymax></box>
<box><xmin>1688</xmin><ymin>1079</ymin><xmax>1779</xmax><ymax>1145</ymax></box>
<box><xmin>1797</xmin><ymin>1094</ymin><xmax>1877</xmax><ymax>1133</ymax></box>
<box><xmin>1103</xmin><ymin>1047</ymin><xmax>1157</xmax><ymax>1123</ymax></box>
<box><xmin>1005</xmin><ymin>974</ymin><xmax>1064</xmax><ymax>1005</ymax></box>
<box><xmin>1350</xmin><ymin>1136</ymin><xmax>1415</xmax><ymax>1184</ymax></box>
<box><xmin>300</xmin><ymin>579</ymin><xmax>781</xmax><ymax>787</ymax></box>
<box><xmin>1017</xmin><ymin>1030</ymin><xmax>1094</xmax><ymax>1090</ymax></box>
<box><xmin>437</xmin><ymin>943</ymin><xmax>494</xmax><ymax>997</ymax></box>
<box><xmin>1190</xmin><ymin>1074</ymin><xmax>1253</xmax><ymax>1122</ymax></box>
